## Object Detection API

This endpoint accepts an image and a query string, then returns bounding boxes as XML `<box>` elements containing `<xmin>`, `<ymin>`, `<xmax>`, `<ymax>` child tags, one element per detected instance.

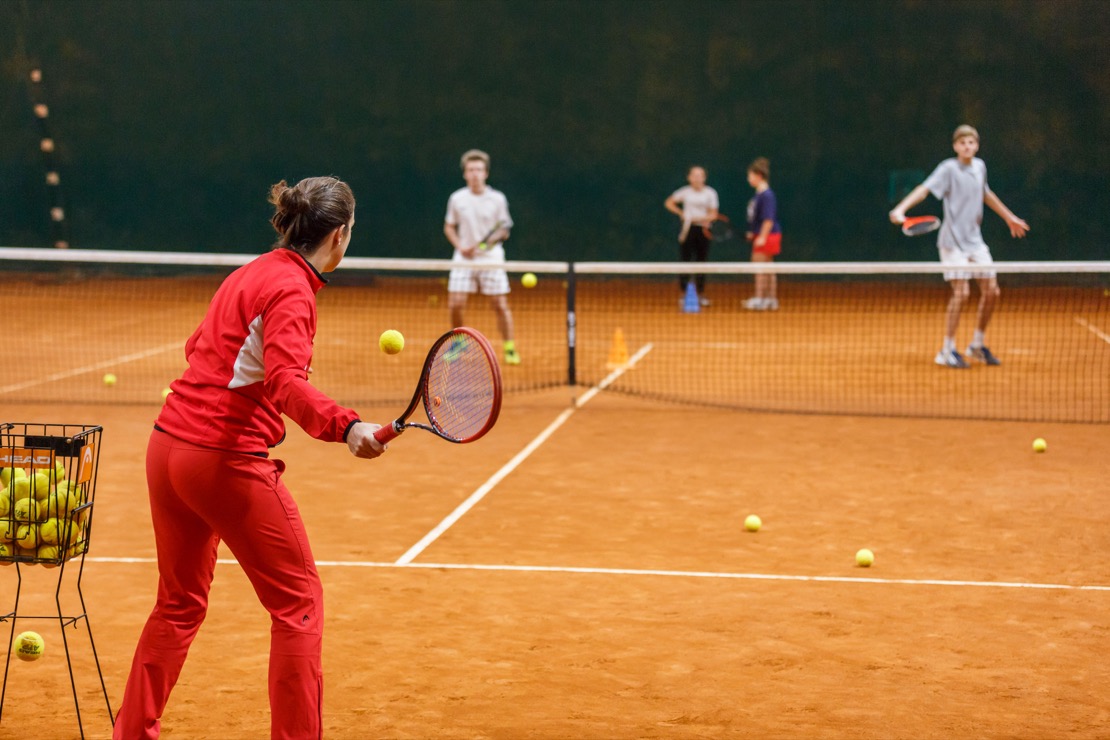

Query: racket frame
<box><xmin>901</xmin><ymin>215</ymin><xmax>941</xmax><ymax>237</ymax></box>
<box><xmin>374</xmin><ymin>326</ymin><xmax>502</xmax><ymax>444</ymax></box>
<box><xmin>702</xmin><ymin>214</ymin><xmax>734</xmax><ymax>242</ymax></box>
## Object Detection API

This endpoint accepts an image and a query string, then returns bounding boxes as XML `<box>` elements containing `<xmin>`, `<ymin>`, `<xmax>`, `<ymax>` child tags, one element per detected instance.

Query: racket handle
<box><xmin>373</xmin><ymin>422</ymin><xmax>402</xmax><ymax>444</ymax></box>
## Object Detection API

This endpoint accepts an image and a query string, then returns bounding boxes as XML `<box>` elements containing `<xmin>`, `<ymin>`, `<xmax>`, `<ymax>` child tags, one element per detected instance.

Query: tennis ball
<box><xmin>0</xmin><ymin>467</ymin><xmax>27</xmax><ymax>488</ymax></box>
<box><xmin>0</xmin><ymin>542</ymin><xmax>13</xmax><ymax>564</ymax></box>
<box><xmin>10</xmin><ymin>479</ymin><xmax>31</xmax><ymax>503</ymax></box>
<box><xmin>744</xmin><ymin>514</ymin><xmax>762</xmax><ymax>532</ymax></box>
<box><xmin>1032</xmin><ymin>438</ymin><xmax>1047</xmax><ymax>453</ymax></box>
<box><xmin>856</xmin><ymin>548</ymin><xmax>875</xmax><ymax>567</ymax></box>
<box><xmin>162</xmin><ymin>387</ymin><xmax>172</xmax><ymax>400</ymax></box>
<box><xmin>0</xmin><ymin>488</ymin><xmax>9</xmax><ymax>518</ymax></box>
<box><xmin>102</xmin><ymin>373</ymin><xmax>117</xmax><ymax>386</ymax></box>
<box><xmin>0</xmin><ymin>520</ymin><xmax>18</xmax><ymax>541</ymax></box>
<box><xmin>28</xmin><ymin>472</ymin><xmax>51</xmax><ymax>501</ymax></box>
<box><xmin>39</xmin><ymin>518</ymin><xmax>61</xmax><ymax>546</ymax></box>
<box><xmin>14</xmin><ymin>631</ymin><xmax>44</xmax><ymax>662</ymax></box>
<box><xmin>12</xmin><ymin>498</ymin><xmax>37</xmax><ymax>523</ymax></box>
<box><xmin>14</xmin><ymin>524</ymin><xmax>38</xmax><ymax>550</ymax></box>
<box><xmin>379</xmin><ymin>330</ymin><xmax>404</xmax><ymax>355</ymax></box>
<box><xmin>521</xmin><ymin>272</ymin><xmax>538</xmax><ymax>288</ymax></box>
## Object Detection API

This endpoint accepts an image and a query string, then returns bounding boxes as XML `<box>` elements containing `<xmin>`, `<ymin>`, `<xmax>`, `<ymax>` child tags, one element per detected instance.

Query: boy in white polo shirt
<box><xmin>444</xmin><ymin>149</ymin><xmax>519</xmax><ymax>365</ymax></box>
<box><xmin>890</xmin><ymin>125</ymin><xmax>1030</xmax><ymax>369</ymax></box>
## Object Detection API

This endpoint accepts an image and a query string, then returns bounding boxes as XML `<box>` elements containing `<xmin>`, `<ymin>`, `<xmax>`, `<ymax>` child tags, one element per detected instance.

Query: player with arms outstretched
<box><xmin>444</xmin><ymin>149</ymin><xmax>520</xmax><ymax>365</ymax></box>
<box><xmin>890</xmin><ymin>125</ymin><xmax>1030</xmax><ymax>368</ymax></box>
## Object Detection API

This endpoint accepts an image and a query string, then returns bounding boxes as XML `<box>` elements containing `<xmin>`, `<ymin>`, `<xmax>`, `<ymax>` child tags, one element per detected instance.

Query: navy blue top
<box><xmin>746</xmin><ymin>189</ymin><xmax>781</xmax><ymax>234</ymax></box>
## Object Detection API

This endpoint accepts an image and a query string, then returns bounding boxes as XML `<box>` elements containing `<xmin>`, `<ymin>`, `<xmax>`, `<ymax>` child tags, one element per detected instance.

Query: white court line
<box><xmin>84</xmin><ymin>557</ymin><xmax>1110</xmax><ymax>592</ymax></box>
<box><xmin>393</xmin><ymin>342</ymin><xmax>655</xmax><ymax>565</ymax></box>
<box><xmin>1075</xmin><ymin>316</ymin><xmax>1110</xmax><ymax>345</ymax></box>
<box><xmin>0</xmin><ymin>341</ymin><xmax>182</xmax><ymax>395</ymax></box>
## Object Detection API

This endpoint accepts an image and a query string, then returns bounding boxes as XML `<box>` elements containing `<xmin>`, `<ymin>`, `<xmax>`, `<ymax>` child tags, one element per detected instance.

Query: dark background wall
<box><xmin>1</xmin><ymin>0</ymin><xmax>1106</xmax><ymax>262</ymax></box>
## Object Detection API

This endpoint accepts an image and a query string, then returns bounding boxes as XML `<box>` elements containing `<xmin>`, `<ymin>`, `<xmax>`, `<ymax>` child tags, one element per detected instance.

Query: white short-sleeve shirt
<box><xmin>670</xmin><ymin>185</ymin><xmax>719</xmax><ymax>223</ymax></box>
<box><xmin>923</xmin><ymin>157</ymin><xmax>992</xmax><ymax>252</ymax></box>
<box><xmin>445</xmin><ymin>186</ymin><xmax>514</xmax><ymax>262</ymax></box>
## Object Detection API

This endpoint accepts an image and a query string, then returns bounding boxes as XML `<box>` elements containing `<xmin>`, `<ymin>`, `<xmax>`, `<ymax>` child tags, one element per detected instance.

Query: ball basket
<box><xmin>0</xmin><ymin>423</ymin><xmax>112</xmax><ymax>738</ymax></box>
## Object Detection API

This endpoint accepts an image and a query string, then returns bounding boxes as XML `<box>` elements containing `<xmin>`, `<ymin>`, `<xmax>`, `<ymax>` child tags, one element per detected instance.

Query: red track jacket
<box><xmin>156</xmin><ymin>248</ymin><xmax>359</xmax><ymax>454</ymax></box>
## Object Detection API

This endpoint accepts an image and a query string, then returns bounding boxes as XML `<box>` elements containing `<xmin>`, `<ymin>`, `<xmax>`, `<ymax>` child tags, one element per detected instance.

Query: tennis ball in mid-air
<box><xmin>856</xmin><ymin>548</ymin><xmax>875</xmax><ymax>567</ymax></box>
<box><xmin>14</xmin><ymin>631</ymin><xmax>44</xmax><ymax>662</ymax></box>
<box><xmin>744</xmin><ymin>514</ymin><xmax>761</xmax><ymax>532</ymax></box>
<box><xmin>521</xmin><ymin>272</ymin><xmax>538</xmax><ymax>288</ymax></box>
<box><xmin>1032</xmin><ymin>438</ymin><xmax>1047</xmax><ymax>453</ymax></box>
<box><xmin>102</xmin><ymin>373</ymin><xmax>117</xmax><ymax>387</ymax></box>
<box><xmin>379</xmin><ymin>330</ymin><xmax>405</xmax><ymax>355</ymax></box>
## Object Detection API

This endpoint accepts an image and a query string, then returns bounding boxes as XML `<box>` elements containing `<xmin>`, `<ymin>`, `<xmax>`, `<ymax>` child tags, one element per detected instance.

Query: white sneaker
<box><xmin>743</xmin><ymin>297</ymin><xmax>766</xmax><ymax>311</ymax></box>
<box><xmin>763</xmin><ymin>298</ymin><xmax>779</xmax><ymax>311</ymax></box>
<box><xmin>699</xmin><ymin>297</ymin><xmax>711</xmax><ymax>307</ymax></box>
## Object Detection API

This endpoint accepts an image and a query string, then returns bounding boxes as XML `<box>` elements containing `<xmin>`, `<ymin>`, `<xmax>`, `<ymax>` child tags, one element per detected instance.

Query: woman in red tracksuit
<box><xmin>114</xmin><ymin>176</ymin><xmax>385</xmax><ymax>740</ymax></box>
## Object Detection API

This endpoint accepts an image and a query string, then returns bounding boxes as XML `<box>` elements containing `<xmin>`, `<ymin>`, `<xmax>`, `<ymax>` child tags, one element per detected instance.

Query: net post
<box><xmin>566</xmin><ymin>261</ymin><xmax>577</xmax><ymax>388</ymax></box>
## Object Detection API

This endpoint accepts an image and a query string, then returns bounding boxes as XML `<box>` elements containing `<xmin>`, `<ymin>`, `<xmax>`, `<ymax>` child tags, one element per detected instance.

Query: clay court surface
<box><xmin>2</xmin><ymin>388</ymin><xmax>1109</xmax><ymax>739</ymax></box>
<box><xmin>1</xmin><ymin>269</ymin><xmax>1109</xmax><ymax>738</ymax></box>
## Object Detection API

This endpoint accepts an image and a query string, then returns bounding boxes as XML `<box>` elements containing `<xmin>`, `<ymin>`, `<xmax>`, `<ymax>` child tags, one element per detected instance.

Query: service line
<box><xmin>0</xmin><ymin>341</ymin><xmax>182</xmax><ymax>395</ymax></box>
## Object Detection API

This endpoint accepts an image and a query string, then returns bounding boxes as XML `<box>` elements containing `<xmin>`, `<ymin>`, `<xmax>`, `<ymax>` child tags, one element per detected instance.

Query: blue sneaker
<box><xmin>966</xmin><ymin>345</ymin><xmax>1001</xmax><ymax>366</ymax></box>
<box><xmin>934</xmin><ymin>348</ymin><xmax>970</xmax><ymax>369</ymax></box>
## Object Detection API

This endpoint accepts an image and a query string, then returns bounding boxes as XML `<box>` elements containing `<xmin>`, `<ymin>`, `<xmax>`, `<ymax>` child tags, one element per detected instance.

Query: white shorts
<box><xmin>448</xmin><ymin>265</ymin><xmax>510</xmax><ymax>296</ymax></box>
<box><xmin>939</xmin><ymin>245</ymin><xmax>995</xmax><ymax>282</ymax></box>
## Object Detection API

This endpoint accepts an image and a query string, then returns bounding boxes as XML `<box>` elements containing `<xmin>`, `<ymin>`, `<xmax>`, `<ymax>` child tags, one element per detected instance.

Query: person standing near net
<box><xmin>889</xmin><ymin>125</ymin><xmax>1030</xmax><ymax>368</ymax></box>
<box><xmin>114</xmin><ymin>176</ymin><xmax>386</xmax><ymax>740</ymax></box>
<box><xmin>743</xmin><ymin>157</ymin><xmax>781</xmax><ymax>311</ymax></box>
<box><xmin>444</xmin><ymin>149</ymin><xmax>520</xmax><ymax>365</ymax></box>
<box><xmin>664</xmin><ymin>165</ymin><xmax>719</xmax><ymax>306</ymax></box>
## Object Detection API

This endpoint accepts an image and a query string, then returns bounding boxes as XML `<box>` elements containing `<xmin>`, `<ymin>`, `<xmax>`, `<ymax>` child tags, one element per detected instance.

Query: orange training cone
<box><xmin>606</xmin><ymin>328</ymin><xmax>629</xmax><ymax>370</ymax></box>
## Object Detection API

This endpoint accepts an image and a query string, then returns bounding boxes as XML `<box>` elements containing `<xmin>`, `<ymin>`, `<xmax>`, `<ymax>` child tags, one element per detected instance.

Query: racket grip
<box><xmin>373</xmin><ymin>422</ymin><xmax>401</xmax><ymax>444</ymax></box>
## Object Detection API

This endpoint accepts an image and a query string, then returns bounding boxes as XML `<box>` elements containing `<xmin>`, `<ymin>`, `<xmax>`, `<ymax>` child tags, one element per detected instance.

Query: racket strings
<box><xmin>424</xmin><ymin>334</ymin><xmax>497</xmax><ymax>441</ymax></box>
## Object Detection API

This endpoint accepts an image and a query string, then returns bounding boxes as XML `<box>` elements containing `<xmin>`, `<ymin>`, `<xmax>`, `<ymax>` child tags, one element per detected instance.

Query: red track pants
<box><xmin>114</xmin><ymin>429</ymin><xmax>324</xmax><ymax>739</ymax></box>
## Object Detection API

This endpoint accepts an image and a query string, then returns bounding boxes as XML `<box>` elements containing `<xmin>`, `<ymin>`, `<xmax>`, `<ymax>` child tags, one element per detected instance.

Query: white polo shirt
<box><xmin>445</xmin><ymin>186</ymin><xmax>514</xmax><ymax>262</ymax></box>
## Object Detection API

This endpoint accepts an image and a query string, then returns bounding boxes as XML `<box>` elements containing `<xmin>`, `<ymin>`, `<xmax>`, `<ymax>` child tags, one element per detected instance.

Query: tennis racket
<box><xmin>701</xmin><ymin>215</ymin><xmax>734</xmax><ymax>242</ymax></box>
<box><xmin>476</xmin><ymin>220</ymin><xmax>504</xmax><ymax>251</ymax></box>
<box><xmin>373</xmin><ymin>327</ymin><xmax>502</xmax><ymax>444</ymax></box>
<box><xmin>901</xmin><ymin>215</ymin><xmax>941</xmax><ymax>237</ymax></box>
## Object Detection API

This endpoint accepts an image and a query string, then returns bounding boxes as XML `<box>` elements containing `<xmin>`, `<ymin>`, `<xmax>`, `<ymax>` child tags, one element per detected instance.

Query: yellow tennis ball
<box><xmin>379</xmin><ymin>330</ymin><xmax>404</xmax><ymax>355</ymax></box>
<box><xmin>12</xmin><ymin>498</ymin><xmax>37</xmax><ymax>523</ymax></box>
<box><xmin>856</xmin><ymin>548</ymin><xmax>875</xmax><ymax>567</ymax></box>
<box><xmin>102</xmin><ymin>372</ymin><xmax>117</xmax><ymax>386</ymax></box>
<box><xmin>28</xmin><ymin>472</ymin><xmax>51</xmax><ymax>501</ymax></box>
<box><xmin>0</xmin><ymin>542</ymin><xmax>13</xmax><ymax>564</ymax></box>
<box><xmin>0</xmin><ymin>488</ymin><xmax>9</xmax><ymax>518</ymax></box>
<box><xmin>39</xmin><ymin>518</ymin><xmax>61</xmax><ymax>546</ymax></box>
<box><xmin>162</xmin><ymin>387</ymin><xmax>172</xmax><ymax>400</ymax></box>
<box><xmin>521</xmin><ymin>272</ymin><xmax>538</xmax><ymax>288</ymax></box>
<box><xmin>744</xmin><ymin>514</ymin><xmax>761</xmax><ymax>532</ymax></box>
<box><xmin>1032</xmin><ymin>438</ymin><xmax>1047</xmax><ymax>453</ymax></box>
<box><xmin>14</xmin><ymin>631</ymin><xmax>44</xmax><ymax>662</ymax></box>
<box><xmin>10</xmin><ymin>478</ymin><xmax>31</xmax><ymax>503</ymax></box>
<box><xmin>14</xmin><ymin>524</ymin><xmax>38</xmax><ymax>550</ymax></box>
<box><xmin>0</xmin><ymin>467</ymin><xmax>27</xmax><ymax>488</ymax></box>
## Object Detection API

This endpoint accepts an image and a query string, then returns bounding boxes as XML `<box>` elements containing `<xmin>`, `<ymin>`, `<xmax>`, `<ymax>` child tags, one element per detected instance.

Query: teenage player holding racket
<box><xmin>114</xmin><ymin>177</ymin><xmax>385</xmax><ymax>739</ymax></box>
<box><xmin>444</xmin><ymin>149</ymin><xmax>520</xmax><ymax>365</ymax></box>
<box><xmin>743</xmin><ymin>157</ymin><xmax>782</xmax><ymax>311</ymax></box>
<box><xmin>889</xmin><ymin>125</ymin><xmax>1030</xmax><ymax>368</ymax></box>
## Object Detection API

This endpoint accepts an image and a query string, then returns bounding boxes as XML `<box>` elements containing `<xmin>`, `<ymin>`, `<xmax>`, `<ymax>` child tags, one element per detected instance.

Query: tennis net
<box><xmin>1</xmin><ymin>247</ymin><xmax>1107</xmax><ymax>423</ymax></box>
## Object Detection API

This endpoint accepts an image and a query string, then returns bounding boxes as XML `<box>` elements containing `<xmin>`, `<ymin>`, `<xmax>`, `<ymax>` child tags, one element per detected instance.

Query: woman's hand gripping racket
<box><xmin>899</xmin><ymin>215</ymin><xmax>941</xmax><ymax>237</ymax></box>
<box><xmin>373</xmin><ymin>327</ymin><xmax>502</xmax><ymax>445</ymax></box>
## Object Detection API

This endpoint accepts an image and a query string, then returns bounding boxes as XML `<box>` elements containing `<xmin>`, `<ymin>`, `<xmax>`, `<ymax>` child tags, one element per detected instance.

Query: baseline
<box><xmin>84</xmin><ymin>557</ymin><xmax>1110</xmax><ymax>593</ymax></box>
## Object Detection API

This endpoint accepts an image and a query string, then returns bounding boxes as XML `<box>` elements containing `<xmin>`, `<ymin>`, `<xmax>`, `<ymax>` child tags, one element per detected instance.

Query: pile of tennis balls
<box><xmin>0</xmin><ymin>462</ymin><xmax>88</xmax><ymax>567</ymax></box>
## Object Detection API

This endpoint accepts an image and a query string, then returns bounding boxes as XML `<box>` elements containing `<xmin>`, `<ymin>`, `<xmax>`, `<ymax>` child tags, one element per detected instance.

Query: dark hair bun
<box><xmin>268</xmin><ymin>177</ymin><xmax>355</xmax><ymax>254</ymax></box>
